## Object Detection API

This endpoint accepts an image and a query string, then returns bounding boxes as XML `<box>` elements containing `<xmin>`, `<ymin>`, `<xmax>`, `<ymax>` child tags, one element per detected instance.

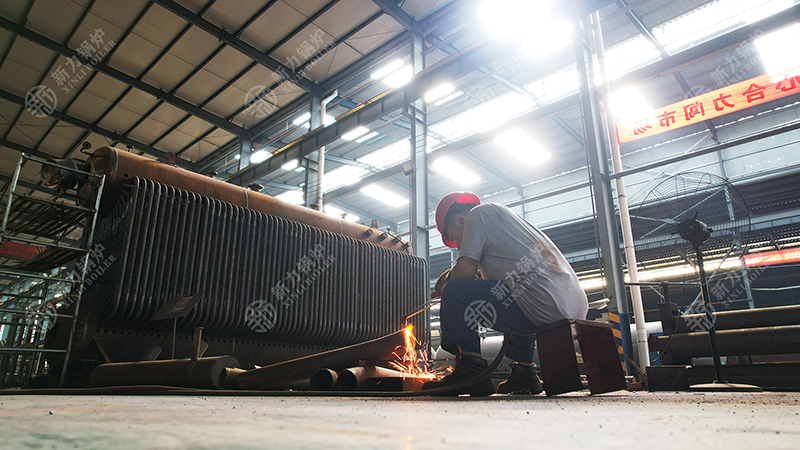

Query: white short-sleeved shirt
<box><xmin>458</xmin><ymin>203</ymin><xmax>588</xmax><ymax>326</ymax></box>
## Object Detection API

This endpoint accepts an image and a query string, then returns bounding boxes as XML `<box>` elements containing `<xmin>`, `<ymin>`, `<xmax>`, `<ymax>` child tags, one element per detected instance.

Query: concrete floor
<box><xmin>0</xmin><ymin>391</ymin><xmax>797</xmax><ymax>449</ymax></box>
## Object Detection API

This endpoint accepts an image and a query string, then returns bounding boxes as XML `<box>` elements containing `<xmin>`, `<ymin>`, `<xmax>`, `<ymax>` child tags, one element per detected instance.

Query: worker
<box><xmin>422</xmin><ymin>192</ymin><xmax>588</xmax><ymax>396</ymax></box>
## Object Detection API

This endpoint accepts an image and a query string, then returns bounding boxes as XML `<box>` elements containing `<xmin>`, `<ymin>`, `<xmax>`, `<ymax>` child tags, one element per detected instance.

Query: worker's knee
<box><xmin>441</xmin><ymin>277</ymin><xmax>472</xmax><ymax>302</ymax></box>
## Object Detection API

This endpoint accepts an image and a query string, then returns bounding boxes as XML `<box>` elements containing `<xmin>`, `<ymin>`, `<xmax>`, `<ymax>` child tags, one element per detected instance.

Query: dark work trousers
<box><xmin>439</xmin><ymin>277</ymin><xmax>538</xmax><ymax>363</ymax></box>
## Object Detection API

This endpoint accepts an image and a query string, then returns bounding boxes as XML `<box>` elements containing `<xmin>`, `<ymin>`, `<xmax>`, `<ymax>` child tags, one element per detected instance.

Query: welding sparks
<box><xmin>389</xmin><ymin>324</ymin><xmax>447</xmax><ymax>380</ymax></box>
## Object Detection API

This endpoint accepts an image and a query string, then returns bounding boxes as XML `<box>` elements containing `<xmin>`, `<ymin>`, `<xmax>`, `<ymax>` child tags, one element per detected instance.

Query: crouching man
<box><xmin>423</xmin><ymin>192</ymin><xmax>588</xmax><ymax>396</ymax></box>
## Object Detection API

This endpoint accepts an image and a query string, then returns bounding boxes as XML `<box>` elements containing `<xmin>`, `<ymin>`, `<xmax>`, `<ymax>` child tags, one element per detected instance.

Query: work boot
<box><xmin>497</xmin><ymin>363</ymin><xmax>543</xmax><ymax>395</ymax></box>
<box><xmin>422</xmin><ymin>355</ymin><xmax>495</xmax><ymax>397</ymax></box>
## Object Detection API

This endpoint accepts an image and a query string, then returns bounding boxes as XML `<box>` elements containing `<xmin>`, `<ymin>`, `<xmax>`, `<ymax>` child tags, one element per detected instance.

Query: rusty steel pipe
<box><xmin>89</xmin><ymin>356</ymin><xmax>240</xmax><ymax>390</ymax></box>
<box><xmin>80</xmin><ymin>147</ymin><xmax>410</xmax><ymax>252</ymax></box>
<box><xmin>236</xmin><ymin>330</ymin><xmax>406</xmax><ymax>390</ymax></box>
<box><xmin>310</xmin><ymin>368</ymin><xmax>339</xmax><ymax>391</ymax></box>
<box><xmin>336</xmin><ymin>366</ymin><xmax>425</xmax><ymax>391</ymax></box>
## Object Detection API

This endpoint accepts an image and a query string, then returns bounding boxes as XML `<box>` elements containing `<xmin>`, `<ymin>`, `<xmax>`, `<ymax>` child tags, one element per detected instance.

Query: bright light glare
<box><xmin>432</xmin><ymin>158</ymin><xmax>480</xmax><ymax>186</ymax></box>
<box><xmin>579</xmin><ymin>258</ymin><xmax>743</xmax><ymax>291</ymax></box>
<box><xmin>361</xmin><ymin>184</ymin><xmax>409</xmax><ymax>207</ymax></box>
<box><xmin>276</xmin><ymin>190</ymin><xmax>303</xmax><ymax>204</ymax></box>
<box><xmin>495</xmin><ymin>129</ymin><xmax>550</xmax><ymax>165</ymax></box>
<box><xmin>357</xmin><ymin>139</ymin><xmax>410</xmax><ymax>169</ymax></box>
<box><xmin>372</xmin><ymin>60</ymin><xmax>404</xmax><ymax>80</ymax></box>
<box><xmin>323</xmin><ymin>165</ymin><xmax>369</xmax><ymax>192</ymax></box>
<box><xmin>355</xmin><ymin>131</ymin><xmax>379</xmax><ymax>143</ymax></box>
<box><xmin>480</xmin><ymin>0</ymin><xmax>571</xmax><ymax>58</ymax></box>
<box><xmin>424</xmin><ymin>83</ymin><xmax>456</xmax><ymax>103</ymax></box>
<box><xmin>383</xmin><ymin>65</ymin><xmax>413</xmax><ymax>87</ymax></box>
<box><xmin>610</xmin><ymin>87</ymin><xmax>652</xmax><ymax>123</ymax></box>
<box><xmin>342</xmin><ymin>126</ymin><xmax>370</xmax><ymax>141</ymax></box>
<box><xmin>281</xmin><ymin>160</ymin><xmax>298</xmax><ymax>170</ymax></box>
<box><xmin>292</xmin><ymin>112</ymin><xmax>311</xmax><ymax>126</ymax></box>
<box><xmin>325</xmin><ymin>205</ymin><xmax>359</xmax><ymax>222</ymax></box>
<box><xmin>250</xmin><ymin>149</ymin><xmax>271</xmax><ymax>164</ymax></box>
<box><xmin>755</xmin><ymin>23</ymin><xmax>800</xmax><ymax>76</ymax></box>
<box><xmin>434</xmin><ymin>91</ymin><xmax>464</xmax><ymax>106</ymax></box>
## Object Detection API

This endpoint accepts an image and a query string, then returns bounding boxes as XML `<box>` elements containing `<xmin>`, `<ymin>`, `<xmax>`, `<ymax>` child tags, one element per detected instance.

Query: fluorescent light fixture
<box><xmin>292</xmin><ymin>112</ymin><xmax>311</xmax><ymax>126</ymax></box>
<box><xmin>361</xmin><ymin>184</ymin><xmax>409</xmax><ymax>207</ymax></box>
<box><xmin>276</xmin><ymin>190</ymin><xmax>303</xmax><ymax>204</ymax></box>
<box><xmin>433</xmin><ymin>91</ymin><xmax>464</xmax><ymax>106</ymax></box>
<box><xmin>480</xmin><ymin>0</ymin><xmax>571</xmax><ymax>58</ymax></box>
<box><xmin>293</xmin><ymin>113</ymin><xmax>335</xmax><ymax>128</ymax></box>
<box><xmin>495</xmin><ymin>129</ymin><xmax>550</xmax><ymax>164</ymax></box>
<box><xmin>295</xmin><ymin>167</ymin><xmax>305</xmax><ymax>172</ymax></box>
<box><xmin>323</xmin><ymin>165</ymin><xmax>369</xmax><ymax>192</ymax></box>
<box><xmin>234</xmin><ymin>154</ymin><xmax>240</xmax><ymax>160</ymax></box>
<box><xmin>432</xmin><ymin>158</ymin><xmax>480</xmax><ymax>186</ymax></box>
<box><xmin>325</xmin><ymin>205</ymin><xmax>359</xmax><ymax>222</ymax></box>
<box><xmin>755</xmin><ymin>23</ymin><xmax>800</xmax><ymax>76</ymax></box>
<box><xmin>383</xmin><ymin>65</ymin><xmax>413</xmax><ymax>88</ymax></box>
<box><xmin>282</xmin><ymin>160</ymin><xmax>298</xmax><ymax>170</ymax></box>
<box><xmin>424</xmin><ymin>83</ymin><xmax>456</xmax><ymax>103</ymax></box>
<box><xmin>250</xmin><ymin>149</ymin><xmax>271</xmax><ymax>164</ymax></box>
<box><xmin>610</xmin><ymin>87</ymin><xmax>652</xmax><ymax>123</ymax></box>
<box><xmin>372</xmin><ymin>60</ymin><xmax>404</xmax><ymax>80</ymax></box>
<box><xmin>357</xmin><ymin>139</ymin><xmax>410</xmax><ymax>169</ymax></box>
<box><xmin>355</xmin><ymin>131</ymin><xmax>379</xmax><ymax>143</ymax></box>
<box><xmin>342</xmin><ymin>126</ymin><xmax>370</xmax><ymax>141</ymax></box>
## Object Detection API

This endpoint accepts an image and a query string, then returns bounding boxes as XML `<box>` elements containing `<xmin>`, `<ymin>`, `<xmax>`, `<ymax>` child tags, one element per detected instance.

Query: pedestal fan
<box><xmin>630</xmin><ymin>172</ymin><xmax>760</xmax><ymax>391</ymax></box>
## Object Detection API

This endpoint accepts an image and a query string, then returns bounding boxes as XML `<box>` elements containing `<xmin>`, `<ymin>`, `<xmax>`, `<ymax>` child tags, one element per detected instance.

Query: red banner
<box><xmin>0</xmin><ymin>241</ymin><xmax>45</xmax><ymax>260</ymax></box>
<box><xmin>744</xmin><ymin>247</ymin><xmax>800</xmax><ymax>268</ymax></box>
<box><xmin>616</xmin><ymin>68</ymin><xmax>800</xmax><ymax>144</ymax></box>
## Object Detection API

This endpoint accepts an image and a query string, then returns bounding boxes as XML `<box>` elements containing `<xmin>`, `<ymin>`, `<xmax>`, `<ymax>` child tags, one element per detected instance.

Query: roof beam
<box><xmin>371</xmin><ymin>0</ymin><xmax>416</xmax><ymax>32</ymax></box>
<box><xmin>151</xmin><ymin>0</ymin><xmax>318</xmax><ymax>93</ymax></box>
<box><xmin>0</xmin><ymin>88</ymin><xmax>197</xmax><ymax>170</ymax></box>
<box><xmin>326</xmin><ymin>93</ymin><xmax>582</xmax><ymax>201</ymax></box>
<box><xmin>609</xmin><ymin>2</ymin><xmax>800</xmax><ymax>90</ymax></box>
<box><xmin>225</xmin><ymin>36</ymin><xmax>518</xmax><ymax>187</ymax></box>
<box><xmin>0</xmin><ymin>16</ymin><xmax>247</xmax><ymax>138</ymax></box>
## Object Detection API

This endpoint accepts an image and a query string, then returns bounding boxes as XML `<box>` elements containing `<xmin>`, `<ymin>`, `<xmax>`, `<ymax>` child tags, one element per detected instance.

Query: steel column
<box><xmin>573</xmin><ymin>17</ymin><xmax>634</xmax><ymax>374</ymax></box>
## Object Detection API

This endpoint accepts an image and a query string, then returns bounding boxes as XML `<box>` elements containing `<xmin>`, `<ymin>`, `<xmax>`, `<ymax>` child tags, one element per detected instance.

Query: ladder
<box><xmin>0</xmin><ymin>154</ymin><xmax>105</xmax><ymax>387</ymax></box>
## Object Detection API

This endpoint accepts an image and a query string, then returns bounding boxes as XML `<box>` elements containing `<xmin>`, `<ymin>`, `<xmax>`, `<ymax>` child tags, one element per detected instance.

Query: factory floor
<box><xmin>0</xmin><ymin>391</ymin><xmax>797</xmax><ymax>449</ymax></box>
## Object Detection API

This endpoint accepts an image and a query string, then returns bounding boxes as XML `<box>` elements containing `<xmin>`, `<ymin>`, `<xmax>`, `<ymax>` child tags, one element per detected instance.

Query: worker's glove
<box><xmin>432</xmin><ymin>269</ymin><xmax>451</xmax><ymax>299</ymax></box>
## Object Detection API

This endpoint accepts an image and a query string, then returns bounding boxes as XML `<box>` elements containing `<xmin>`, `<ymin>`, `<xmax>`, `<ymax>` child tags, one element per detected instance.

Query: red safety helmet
<box><xmin>435</xmin><ymin>191</ymin><xmax>480</xmax><ymax>248</ymax></box>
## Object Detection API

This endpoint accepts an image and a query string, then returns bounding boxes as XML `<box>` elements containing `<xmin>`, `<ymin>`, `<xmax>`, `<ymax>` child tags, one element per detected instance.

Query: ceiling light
<box><xmin>292</xmin><ymin>112</ymin><xmax>311</xmax><ymax>126</ymax></box>
<box><xmin>361</xmin><ymin>184</ymin><xmax>409</xmax><ymax>206</ymax></box>
<box><xmin>383</xmin><ymin>65</ymin><xmax>413</xmax><ymax>88</ymax></box>
<box><xmin>480</xmin><ymin>0</ymin><xmax>570</xmax><ymax>59</ymax></box>
<box><xmin>323</xmin><ymin>165</ymin><xmax>369</xmax><ymax>192</ymax></box>
<box><xmin>755</xmin><ymin>23</ymin><xmax>800</xmax><ymax>77</ymax></box>
<box><xmin>425</xmin><ymin>83</ymin><xmax>456</xmax><ymax>103</ymax></box>
<box><xmin>234</xmin><ymin>154</ymin><xmax>241</xmax><ymax>160</ymax></box>
<box><xmin>372</xmin><ymin>60</ymin><xmax>404</xmax><ymax>80</ymax></box>
<box><xmin>355</xmin><ymin>131</ymin><xmax>379</xmax><ymax>143</ymax></box>
<box><xmin>282</xmin><ymin>160</ymin><xmax>298</xmax><ymax>170</ymax></box>
<box><xmin>276</xmin><ymin>190</ymin><xmax>303</xmax><ymax>204</ymax></box>
<box><xmin>325</xmin><ymin>205</ymin><xmax>360</xmax><ymax>222</ymax></box>
<box><xmin>432</xmin><ymin>158</ymin><xmax>480</xmax><ymax>186</ymax></box>
<box><xmin>357</xmin><ymin>139</ymin><xmax>410</xmax><ymax>169</ymax></box>
<box><xmin>342</xmin><ymin>126</ymin><xmax>370</xmax><ymax>141</ymax></box>
<box><xmin>610</xmin><ymin>87</ymin><xmax>652</xmax><ymax>123</ymax></box>
<box><xmin>434</xmin><ymin>91</ymin><xmax>464</xmax><ymax>106</ymax></box>
<box><xmin>495</xmin><ymin>129</ymin><xmax>550</xmax><ymax>165</ymax></box>
<box><xmin>250</xmin><ymin>149</ymin><xmax>271</xmax><ymax>164</ymax></box>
